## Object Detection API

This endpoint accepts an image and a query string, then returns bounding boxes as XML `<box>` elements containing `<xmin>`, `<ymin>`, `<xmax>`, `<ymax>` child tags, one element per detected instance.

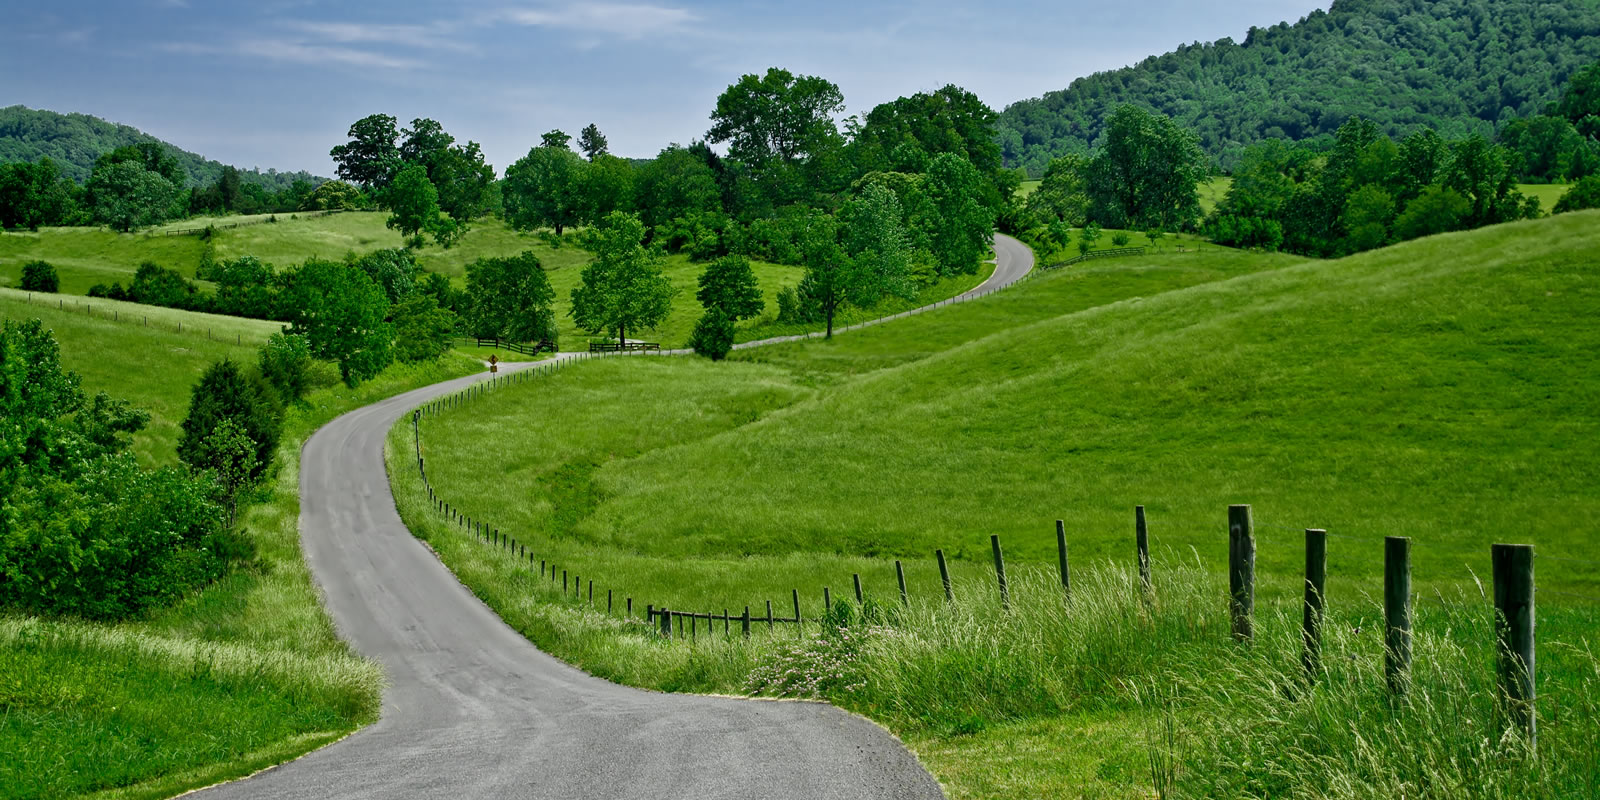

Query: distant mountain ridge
<box><xmin>0</xmin><ymin>105</ymin><xmax>324</xmax><ymax>190</ymax></box>
<box><xmin>997</xmin><ymin>0</ymin><xmax>1600</xmax><ymax>174</ymax></box>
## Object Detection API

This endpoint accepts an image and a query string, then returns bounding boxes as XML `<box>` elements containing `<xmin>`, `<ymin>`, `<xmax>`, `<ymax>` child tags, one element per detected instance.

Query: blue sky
<box><xmin>3</xmin><ymin>1</ymin><xmax>1329</xmax><ymax>176</ymax></box>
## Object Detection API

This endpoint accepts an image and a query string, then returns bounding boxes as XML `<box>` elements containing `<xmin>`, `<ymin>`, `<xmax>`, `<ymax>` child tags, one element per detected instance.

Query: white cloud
<box><xmin>499</xmin><ymin>3</ymin><xmax>698</xmax><ymax>40</ymax></box>
<box><xmin>158</xmin><ymin>39</ymin><xmax>423</xmax><ymax>70</ymax></box>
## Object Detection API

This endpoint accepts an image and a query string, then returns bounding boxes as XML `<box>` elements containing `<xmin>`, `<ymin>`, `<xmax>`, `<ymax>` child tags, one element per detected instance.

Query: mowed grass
<box><xmin>0</xmin><ymin>297</ymin><xmax>483</xmax><ymax>799</ymax></box>
<box><xmin>0</xmin><ymin>289</ymin><xmax>281</xmax><ymax>466</ymax></box>
<box><xmin>391</xmin><ymin>215</ymin><xmax>1600</xmax><ymax>798</ymax></box>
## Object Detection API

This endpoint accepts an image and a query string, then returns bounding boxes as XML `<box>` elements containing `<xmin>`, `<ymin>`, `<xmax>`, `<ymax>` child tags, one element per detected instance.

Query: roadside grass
<box><xmin>0</xmin><ymin>294</ymin><xmax>481</xmax><ymax>799</ymax></box>
<box><xmin>391</xmin><ymin>213</ymin><xmax>1600</xmax><ymax>797</ymax></box>
<box><xmin>736</xmin><ymin>258</ymin><xmax>996</xmax><ymax>345</ymax></box>
<box><xmin>0</xmin><ymin>289</ymin><xmax>280</xmax><ymax>466</ymax></box>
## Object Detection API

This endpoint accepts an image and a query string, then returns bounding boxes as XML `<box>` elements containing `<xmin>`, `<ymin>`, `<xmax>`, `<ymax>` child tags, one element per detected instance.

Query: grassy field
<box><xmin>0</xmin><ymin>296</ymin><xmax>483</xmax><ymax>799</ymax></box>
<box><xmin>0</xmin><ymin>289</ymin><xmax>282</xmax><ymax>466</ymax></box>
<box><xmin>390</xmin><ymin>213</ymin><xmax>1600</xmax><ymax>797</ymax></box>
<box><xmin>1026</xmin><ymin>176</ymin><xmax>1568</xmax><ymax>219</ymax></box>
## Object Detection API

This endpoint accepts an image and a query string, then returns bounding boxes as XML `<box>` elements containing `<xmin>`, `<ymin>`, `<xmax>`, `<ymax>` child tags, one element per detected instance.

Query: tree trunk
<box><xmin>554</xmin><ymin>223</ymin><xmax>563</xmax><ymax>237</ymax></box>
<box><xmin>618</xmin><ymin>322</ymin><xmax>626</xmax><ymax>347</ymax></box>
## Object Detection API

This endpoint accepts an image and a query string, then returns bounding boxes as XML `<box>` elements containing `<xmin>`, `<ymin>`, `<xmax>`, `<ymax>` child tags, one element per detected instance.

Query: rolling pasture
<box><xmin>391</xmin><ymin>212</ymin><xmax>1600</xmax><ymax>798</ymax></box>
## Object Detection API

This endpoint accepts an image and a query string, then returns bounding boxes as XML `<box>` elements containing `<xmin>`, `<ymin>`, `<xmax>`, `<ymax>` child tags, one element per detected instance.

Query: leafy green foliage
<box><xmin>503</xmin><ymin>144</ymin><xmax>585</xmax><ymax>236</ymax></box>
<box><xmin>570</xmin><ymin>212</ymin><xmax>677</xmax><ymax>344</ymax></box>
<box><xmin>176</xmin><ymin>359</ymin><xmax>280</xmax><ymax>482</ymax></box>
<box><xmin>0</xmin><ymin>319</ymin><xmax>232</xmax><ymax>620</ymax></box>
<box><xmin>19</xmin><ymin>260</ymin><xmax>57</xmax><ymax>292</ymax></box>
<box><xmin>695</xmin><ymin>254</ymin><xmax>764</xmax><ymax>321</ymax></box>
<box><xmin>1082</xmin><ymin>105</ymin><xmax>1207</xmax><ymax>230</ymax></box>
<box><xmin>328</xmin><ymin>114</ymin><xmax>401</xmax><ymax>191</ymax></box>
<box><xmin>258</xmin><ymin>332</ymin><xmax>312</xmax><ymax>405</ymax></box>
<box><xmin>385</xmin><ymin>164</ymin><xmax>446</xmax><ymax>247</ymax></box>
<box><xmin>463</xmin><ymin>251</ymin><xmax>558</xmax><ymax>345</ymax></box>
<box><xmin>391</xmin><ymin>293</ymin><xmax>458</xmax><ymax>363</ymax></box>
<box><xmin>997</xmin><ymin>0</ymin><xmax>1600</xmax><ymax>173</ymax></box>
<box><xmin>0</xmin><ymin>157</ymin><xmax>80</xmax><ymax>229</ymax></box>
<box><xmin>839</xmin><ymin>182</ymin><xmax>916</xmax><ymax>307</ymax></box>
<box><xmin>578</xmin><ymin>123</ymin><xmax>609</xmax><ymax>161</ymax></box>
<box><xmin>924</xmin><ymin>154</ymin><xmax>995</xmax><ymax>276</ymax></box>
<box><xmin>634</xmin><ymin>145</ymin><xmax>721</xmax><ymax>229</ymax></box>
<box><xmin>1553</xmin><ymin>174</ymin><xmax>1600</xmax><ymax>213</ymax></box>
<box><xmin>688</xmin><ymin>307</ymin><xmax>735</xmax><ymax>361</ymax></box>
<box><xmin>281</xmin><ymin>259</ymin><xmax>393</xmax><ymax>385</ymax></box>
<box><xmin>86</xmin><ymin>160</ymin><xmax>180</xmax><ymax>232</ymax></box>
<box><xmin>300</xmin><ymin>180</ymin><xmax>365</xmax><ymax>211</ymax></box>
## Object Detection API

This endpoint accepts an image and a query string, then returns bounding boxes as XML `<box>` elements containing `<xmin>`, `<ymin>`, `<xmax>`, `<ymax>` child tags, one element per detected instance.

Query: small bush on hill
<box><xmin>689</xmin><ymin>308</ymin><xmax>735</xmax><ymax>361</ymax></box>
<box><xmin>1553</xmin><ymin>175</ymin><xmax>1600</xmax><ymax>214</ymax></box>
<box><xmin>19</xmin><ymin>261</ymin><xmax>59</xmax><ymax>293</ymax></box>
<box><xmin>177</xmin><ymin>359</ymin><xmax>280</xmax><ymax>482</ymax></box>
<box><xmin>258</xmin><ymin>332</ymin><xmax>313</xmax><ymax>404</ymax></box>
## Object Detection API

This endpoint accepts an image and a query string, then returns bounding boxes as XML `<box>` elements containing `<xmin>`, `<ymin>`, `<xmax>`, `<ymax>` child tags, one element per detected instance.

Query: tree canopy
<box><xmin>569</xmin><ymin>212</ymin><xmax>676</xmax><ymax>344</ymax></box>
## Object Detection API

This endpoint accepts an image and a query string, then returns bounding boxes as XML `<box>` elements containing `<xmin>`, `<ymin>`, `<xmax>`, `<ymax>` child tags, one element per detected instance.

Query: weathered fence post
<box><xmin>742</xmin><ymin>606</ymin><xmax>751</xmax><ymax>638</ymax></box>
<box><xmin>992</xmin><ymin>535</ymin><xmax>1009</xmax><ymax>610</ymax></box>
<box><xmin>936</xmin><ymin>549</ymin><xmax>953</xmax><ymax>602</ymax></box>
<box><xmin>588</xmin><ymin>580</ymin><xmax>593</xmax><ymax>603</ymax></box>
<box><xmin>1056</xmin><ymin>520</ymin><xmax>1070</xmax><ymax>599</ymax></box>
<box><xmin>540</xmin><ymin>559</ymin><xmax>546</xmax><ymax>577</ymax></box>
<box><xmin>792</xmin><ymin>589</ymin><xmax>801</xmax><ymax>635</ymax></box>
<box><xmin>608</xmin><ymin>589</ymin><xmax>613</xmax><ymax>614</ymax></box>
<box><xmin>853</xmin><ymin>574</ymin><xmax>864</xmax><ymax>604</ymax></box>
<box><xmin>627</xmin><ymin>597</ymin><xmax>633</xmax><ymax>616</ymax></box>
<box><xmin>1228</xmin><ymin>505</ymin><xmax>1255</xmax><ymax>641</ymax></box>
<box><xmin>895</xmin><ymin>561</ymin><xmax>908</xmax><ymax>607</ymax></box>
<box><xmin>823</xmin><ymin>587</ymin><xmax>832</xmax><ymax>611</ymax></box>
<box><xmin>724</xmin><ymin>609</ymin><xmax>730</xmax><ymax>636</ymax></box>
<box><xmin>1385</xmin><ymin>536</ymin><xmax>1412</xmax><ymax>695</ymax></box>
<box><xmin>660</xmin><ymin>607</ymin><xmax>672</xmax><ymax>639</ymax></box>
<box><xmin>1302</xmin><ymin>529</ymin><xmax>1327</xmax><ymax>681</ymax></box>
<box><xmin>563</xmin><ymin>570</ymin><xmax>568</xmax><ymax>594</ymax></box>
<box><xmin>1135</xmin><ymin>506</ymin><xmax>1151</xmax><ymax>596</ymax></box>
<box><xmin>766</xmin><ymin>600</ymin><xmax>774</xmax><ymax>631</ymax></box>
<box><xmin>1493</xmin><ymin>543</ymin><xmax>1536</xmax><ymax>749</ymax></box>
<box><xmin>646</xmin><ymin>604</ymin><xmax>653</xmax><ymax>628</ymax></box>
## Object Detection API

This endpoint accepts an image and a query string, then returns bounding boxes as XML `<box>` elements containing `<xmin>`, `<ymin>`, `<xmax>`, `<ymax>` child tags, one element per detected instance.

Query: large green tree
<box><xmin>575</xmin><ymin>154</ymin><xmax>635</xmax><ymax>226</ymax></box>
<box><xmin>177</xmin><ymin>359</ymin><xmax>280</xmax><ymax>482</ymax></box>
<box><xmin>0</xmin><ymin>158</ymin><xmax>80</xmax><ymax>230</ymax></box>
<box><xmin>281</xmin><ymin>259</ymin><xmax>394</xmax><ymax>385</ymax></box>
<box><xmin>503</xmin><ymin>144</ymin><xmax>585</xmax><ymax>236</ymax></box>
<box><xmin>87</xmin><ymin>160</ymin><xmax>180</xmax><ymax>232</ymax></box>
<box><xmin>634</xmin><ymin>145</ymin><xmax>722</xmax><ymax>228</ymax></box>
<box><xmin>463</xmin><ymin>251</ymin><xmax>559</xmax><ymax>344</ymax></box>
<box><xmin>578</xmin><ymin>123</ymin><xmax>609</xmax><ymax>160</ymax></box>
<box><xmin>696</xmin><ymin>254</ymin><xmax>764</xmax><ymax>321</ymax></box>
<box><xmin>386</xmin><ymin>164</ymin><xmax>458</xmax><ymax>248</ymax></box>
<box><xmin>569</xmin><ymin>212</ymin><xmax>676</xmax><ymax>345</ymax></box>
<box><xmin>924</xmin><ymin>153</ymin><xmax>996</xmax><ymax>276</ymax></box>
<box><xmin>1082</xmin><ymin>105</ymin><xmax>1207</xmax><ymax>230</ymax></box>
<box><xmin>330</xmin><ymin>114</ymin><xmax>401</xmax><ymax>191</ymax></box>
<box><xmin>838</xmin><ymin>182</ymin><xmax>916</xmax><ymax>306</ymax></box>
<box><xmin>708</xmin><ymin>68</ymin><xmax>845</xmax><ymax>168</ymax></box>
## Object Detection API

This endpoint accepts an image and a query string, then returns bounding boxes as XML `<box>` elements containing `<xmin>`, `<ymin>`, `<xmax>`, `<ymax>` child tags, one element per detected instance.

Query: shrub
<box><xmin>177</xmin><ymin>360</ymin><xmax>281</xmax><ymax>482</ymax></box>
<box><xmin>689</xmin><ymin>308</ymin><xmax>735</xmax><ymax>361</ymax></box>
<box><xmin>258</xmin><ymin>332</ymin><xmax>312</xmax><ymax>403</ymax></box>
<box><xmin>1111</xmin><ymin>231</ymin><xmax>1131</xmax><ymax>247</ymax></box>
<box><xmin>19</xmin><ymin>260</ymin><xmax>58</xmax><ymax>292</ymax></box>
<box><xmin>1553</xmin><ymin>175</ymin><xmax>1600</xmax><ymax>214</ymax></box>
<box><xmin>391</xmin><ymin>294</ymin><xmax>458</xmax><ymax>363</ymax></box>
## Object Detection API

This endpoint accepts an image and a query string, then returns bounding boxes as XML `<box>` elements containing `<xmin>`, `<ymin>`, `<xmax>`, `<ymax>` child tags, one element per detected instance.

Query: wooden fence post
<box><xmin>627</xmin><ymin>597</ymin><xmax>632</xmax><ymax>616</ymax></box>
<box><xmin>1056</xmin><ymin>520</ymin><xmax>1070</xmax><ymax>599</ymax></box>
<box><xmin>1228</xmin><ymin>505</ymin><xmax>1255</xmax><ymax>641</ymax></box>
<box><xmin>660</xmin><ymin>607</ymin><xmax>672</xmax><ymax>639</ymax></box>
<box><xmin>1385</xmin><ymin>536</ymin><xmax>1412</xmax><ymax>695</ymax></box>
<box><xmin>895</xmin><ymin>561</ymin><xmax>908</xmax><ymax>607</ymax></box>
<box><xmin>742</xmin><ymin>606</ymin><xmax>751</xmax><ymax>638</ymax></box>
<box><xmin>792</xmin><ymin>589</ymin><xmax>801</xmax><ymax>635</ymax></box>
<box><xmin>563</xmin><ymin>570</ymin><xmax>568</xmax><ymax>594</ymax></box>
<box><xmin>1135</xmin><ymin>506</ymin><xmax>1151</xmax><ymax>595</ymax></box>
<box><xmin>766</xmin><ymin>600</ymin><xmax>774</xmax><ymax>631</ymax></box>
<box><xmin>823</xmin><ymin>587</ymin><xmax>832</xmax><ymax>611</ymax></box>
<box><xmin>853</xmin><ymin>574</ymin><xmax>864</xmax><ymax>604</ymax></box>
<box><xmin>992</xmin><ymin>535</ymin><xmax>1009</xmax><ymax>610</ymax></box>
<box><xmin>1303</xmin><ymin>529</ymin><xmax>1327</xmax><ymax>681</ymax></box>
<box><xmin>608</xmin><ymin>589</ymin><xmax>613</xmax><ymax>614</ymax></box>
<box><xmin>1493</xmin><ymin>544</ymin><xmax>1536</xmax><ymax>749</ymax></box>
<box><xmin>936</xmin><ymin>549</ymin><xmax>953</xmax><ymax>602</ymax></box>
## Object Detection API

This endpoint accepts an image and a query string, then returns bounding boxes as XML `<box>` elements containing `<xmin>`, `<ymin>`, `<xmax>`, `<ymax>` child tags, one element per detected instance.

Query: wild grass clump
<box><xmin>1169</xmin><ymin>596</ymin><xmax>1600</xmax><ymax>799</ymax></box>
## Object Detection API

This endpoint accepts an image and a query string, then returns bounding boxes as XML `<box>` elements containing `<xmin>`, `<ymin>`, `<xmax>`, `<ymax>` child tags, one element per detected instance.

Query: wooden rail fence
<box><xmin>158</xmin><ymin>209</ymin><xmax>354</xmax><ymax>236</ymax></box>
<box><xmin>1042</xmin><ymin>246</ymin><xmax>1145</xmax><ymax>270</ymax></box>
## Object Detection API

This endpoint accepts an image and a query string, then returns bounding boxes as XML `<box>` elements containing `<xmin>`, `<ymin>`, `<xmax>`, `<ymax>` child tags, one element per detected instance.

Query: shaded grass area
<box><xmin>0</xmin><ymin>289</ymin><xmax>281</xmax><ymax>466</ymax></box>
<box><xmin>394</xmin><ymin>215</ymin><xmax>1600</xmax><ymax>797</ymax></box>
<box><xmin>0</xmin><ymin>305</ymin><xmax>481</xmax><ymax>798</ymax></box>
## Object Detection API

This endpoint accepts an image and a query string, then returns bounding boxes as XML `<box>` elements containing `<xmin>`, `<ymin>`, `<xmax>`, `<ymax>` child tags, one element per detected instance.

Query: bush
<box><xmin>391</xmin><ymin>294</ymin><xmax>457</xmax><ymax>363</ymax></box>
<box><xmin>1553</xmin><ymin>175</ymin><xmax>1600</xmax><ymax>214</ymax></box>
<box><xmin>258</xmin><ymin>332</ymin><xmax>312</xmax><ymax>404</ymax></box>
<box><xmin>1111</xmin><ymin>231</ymin><xmax>1131</xmax><ymax>247</ymax></box>
<box><xmin>177</xmin><ymin>360</ymin><xmax>281</xmax><ymax>482</ymax></box>
<box><xmin>689</xmin><ymin>308</ymin><xmax>735</xmax><ymax>361</ymax></box>
<box><xmin>19</xmin><ymin>260</ymin><xmax>58</xmax><ymax>292</ymax></box>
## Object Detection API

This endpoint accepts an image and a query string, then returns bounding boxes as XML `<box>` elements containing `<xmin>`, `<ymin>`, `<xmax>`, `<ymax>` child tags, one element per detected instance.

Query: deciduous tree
<box><xmin>330</xmin><ymin>114</ymin><xmax>402</xmax><ymax>192</ymax></box>
<box><xmin>463</xmin><ymin>251</ymin><xmax>558</xmax><ymax>344</ymax></box>
<box><xmin>578</xmin><ymin>123</ymin><xmax>609</xmax><ymax>160</ymax></box>
<box><xmin>569</xmin><ymin>212</ymin><xmax>676</xmax><ymax>345</ymax></box>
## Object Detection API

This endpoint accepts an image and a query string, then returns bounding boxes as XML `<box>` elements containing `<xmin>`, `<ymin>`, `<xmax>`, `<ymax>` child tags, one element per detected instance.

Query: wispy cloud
<box><xmin>284</xmin><ymin>21</ymin><xmax>468</xmax><ymax>52</ymax></box>
<box><xmin>158</xmin><ymin>39</ymin><xmax>424</xmax><ymax>70</ymax></box>
<box><xmin>498</xmin><ymin>3</ymin><xmax>698</xmax><ymax>40</ymax></box>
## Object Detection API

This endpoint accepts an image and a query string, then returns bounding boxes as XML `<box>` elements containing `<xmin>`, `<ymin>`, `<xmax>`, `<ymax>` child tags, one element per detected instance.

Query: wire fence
<box><xmin>2</xmin><ymin>291</ymin><xmax>268</xmax><ymax>346</ymax></box>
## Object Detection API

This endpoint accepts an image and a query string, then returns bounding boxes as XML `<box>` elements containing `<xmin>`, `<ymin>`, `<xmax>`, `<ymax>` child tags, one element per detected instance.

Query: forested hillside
<box><xmin>997</xmin><ymin>0</ymin><xmax>1600</xmax><ymax>174</ymax></box>
<box><xmin>0</xmin><ymin>105</ymin><xmax>322</xmax><ymax>189</ymax></box>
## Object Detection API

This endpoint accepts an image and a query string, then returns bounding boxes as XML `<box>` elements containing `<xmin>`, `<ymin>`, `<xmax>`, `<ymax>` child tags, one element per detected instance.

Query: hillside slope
<box><xmin>998</xmin><ymin>0</ymin><xmax>1600</xmax><ymax>173</ymax></box>
<box><xmin>0</xmin><ymin>105</ymin><xmax>321</xmax><ymax>189</ymax></box>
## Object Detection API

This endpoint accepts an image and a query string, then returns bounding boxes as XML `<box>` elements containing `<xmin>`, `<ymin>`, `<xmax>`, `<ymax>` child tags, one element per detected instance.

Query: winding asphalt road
<box><xmin>191</xmin><ymin>235</ymin><xmax>1032</xmax><ymax>799</ymax></box>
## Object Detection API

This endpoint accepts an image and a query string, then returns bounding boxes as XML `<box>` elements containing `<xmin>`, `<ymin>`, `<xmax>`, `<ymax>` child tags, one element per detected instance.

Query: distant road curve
<box><xmin>190</xmin><ymin>234</ymin><xmax>1034</xmax><ymax>799</ymax></box>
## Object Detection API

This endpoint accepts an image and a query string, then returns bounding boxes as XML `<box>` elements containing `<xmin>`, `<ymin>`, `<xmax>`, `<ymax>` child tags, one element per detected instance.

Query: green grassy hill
<box><xmin>390</xmin><ymin>214</ymin><xmax>1600</xmax><ymax>798</ymax></box>
<box><xmin>0</xmin><ymin>289</ymin><xmax>280</xmax><ymax>466</ymax></box>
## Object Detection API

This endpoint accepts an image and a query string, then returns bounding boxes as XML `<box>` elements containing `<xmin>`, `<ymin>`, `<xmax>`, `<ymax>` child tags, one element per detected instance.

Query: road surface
<box><xmin>190</xmin><ymin>235</ymin><xmax>1033</xmax><ymax>799</ymax></box>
